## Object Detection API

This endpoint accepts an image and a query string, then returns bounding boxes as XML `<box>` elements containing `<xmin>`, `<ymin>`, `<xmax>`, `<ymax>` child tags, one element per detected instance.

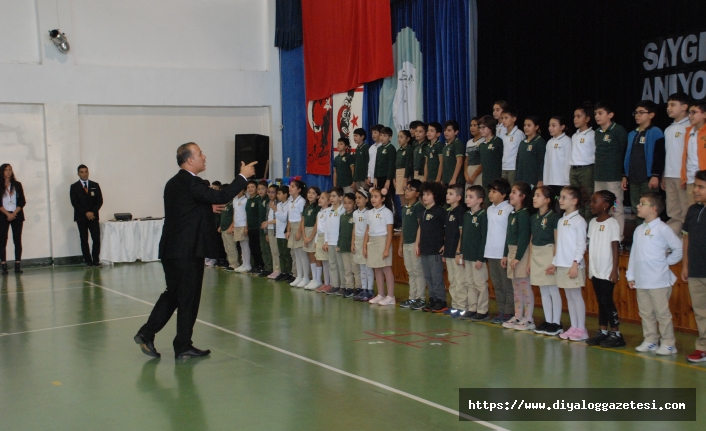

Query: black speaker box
<box><xmin>235</xmin><ymin>134</ymin><xmax>269</xmax><ymax>179</ymax></box>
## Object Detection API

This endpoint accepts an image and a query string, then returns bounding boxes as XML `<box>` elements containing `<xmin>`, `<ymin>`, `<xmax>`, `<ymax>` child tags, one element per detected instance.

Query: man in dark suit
<box><xmin>134</xmin><ymin>142</ymin><xmax>256</xmax><ymax>360</ymax></box>
<box><xmin>70</xmin><ymin>165</ymin><xmax>103</xmax><ymax>267</ymax></box>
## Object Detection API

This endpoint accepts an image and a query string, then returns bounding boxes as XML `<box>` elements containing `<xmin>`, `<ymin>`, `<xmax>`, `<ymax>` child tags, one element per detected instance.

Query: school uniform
<box><xmin>627</xmin><ymin>218</ymin><xmax>682</xmax><ymax>348</ymax></box>
<box><xmin>246</xmin><ymin>195</ymin><xmax>264</xmax><ymax>268</ymax></box>
<box><xmin>325</xmin><ymin>204</ymin><xmax>345</xmax><ymax>287</ymax></box>
<box><xmin>515</xmin><ymin>135</ymin><xmax>546</xmax><ymax>187</ymax></box>
<box><xmin>552</xmin><ymin>210</ymin><xmax>587</xmax><ymax>288</ymax></box>
<box><xmin>424</xmin><ymin>140</ymin><xmax>444</xmax><ymax>182</ymax></box>
<box><xmin>302</xmin><ymin>205</ymin><xmax>321</xmax><ymax>253</ymax></box>
<box><xmin>266</xmin><ymin>202</ymin><xmax>279</xmax><ymax>273</ymax></box>
<box><xmin>441</xmin><ymin>138</ymin><xmax>465</xmax><ymax>185</ymax></box>
<box><xmin>478</xmin><ymin>136</ymin><xmax>503</xmax><ymax>191</ymax></box>
<box><xmin>374</xmin><ymin>142</ymin><xmax>397</xmax><ymax>189</ymax></box>
<box><xmin>232</xmin><ymin>195</ymin><xmax>248</xmax><ymax>241</ymax></box>
<box><xmin>587</xmin><ymin>217</ymin><xmax>621</xmax><ymax>328</ymax></box>
<box><xmin>315</xmin><ymin>207</ymin><xmax>330</xmax><ymax>261</ymax></box>
<box><xmin>366</xmin><ymin>206</ymin><xmax>394</xmax><ymax>268</ymax></box>
<box><xmin>334</xmin><ymin>151</ymin><xmax>355</xmax><ymax>193</ymax></box>
<box><xmin>543</xmin><ymin>133</ymin><xmax>572</xmax><ymax>194</ymax></box>
<box><xmin>287</xmin><ymin>195</ymin><xmax>306</xmax><ymax>249</ymax></box>
<box><xmin>353</xmin><ymin>208</ymin><xmax>369</xmax><ymax>266</ymax></box>
<box><xmin>418</xmin><ymin>204</ymin><xmax>447</xmax><ymax>301</ymax></box>
<box><xmin>412</xmin><ymin>139</ymin><xmax>429</xmax><ymax>181</ymax></box>
<box><xmin>275</xmin><ymin>200</ymin><xmax>292</xmax><ymax>273</ymax></box>
<box><xmin>595</xmin><ymin>122</ymin><xmax>629</xmax><ymax>239</ymax></box>
<box><xmin>220</xmin><ymin>201</ymin><xmax>238</xmax><ymax>268</ymax></box>
<box><xmin>484</xmin><ymin>200</ymin><xmax>513</xmax><ymax>315</ymax></box>
<box><xmin>258</xmin><ymin>195</ymin><xmax>272</xmax><ymax>272</ymax></box>
<box><xmin>353</xmin><ymin>142</ymin><xmax>371</xmax><ymax>189</ymax></box>
<box><xmin>339</xmin><ymin>211</ymin><xmax>359</xmax><ymax>289</ymax></box>
<box><xmin>395</xmin><ymin>144</ymin><xmax>414</xmax><ymax>194</ymax></box>
<box><xmin>460</xmin><ymin>208</ymin><xmax>489</xmax><ymax>314</ymax></box>
<box><xmin>624</xmin><ymin>125</ymin><xmax>665</xmax><ymax>223</ymax></box>
<box><xmin>683</xmin><ymin>203</ymin><xmax>706</xmax><ymax>352</ymax></box>
<box><xmin>529</xmin><ymin>210</ymin><xmax>559</xmax><ymax>287</ymax></box>
<box><xmin>465</xmin><ymin>137</ymin><xmax>484</xmax><ymax>187</ymax></box>
<box><xmin>663</xmin><ymin>117</ymin><xmax>690</xmax><ymax>235</ymax></box>
<box><xmin>503</xmin><ymin>207</ymin><xmax>531</xmax><ymax>279</ymax></box>
<box><xmin>401</xmin><ymin>201</ymin><xmax>424</xmax><ymax>300</ymax></box>
<box><xmin>500</xmin><ymin>126</ymin><xmax>526</xmax><ymax>185</ymax></box>
<box><xmin>570</xmin><ymin>128</ymin><xmax>596</xmax><ymax>220</ymax></box>
<box><xmin>444</xmin><ymin>205</ymin><xmax>466</xmax><ymax>310</ymax></box>
<box><xmin>367</xmin><ymin>142</ymin><xmax>381</xmax><ymax>184</ymax></box>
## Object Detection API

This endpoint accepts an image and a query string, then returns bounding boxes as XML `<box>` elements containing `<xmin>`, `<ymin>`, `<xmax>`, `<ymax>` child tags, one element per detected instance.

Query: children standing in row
<box><xmin>352</xmin><ymin>189</ymin><xmax>375</xmax><ymax>301</ymax></box>
<box><xmin>501</xmin><ymin>182</ymin><xmax>534</xmax><ymax>330</ymax></box>
<box><xmin>458</xmin><ymin>186</ymin><xmax>489</xmax><ymax>320</ymax></box>
<box><xmin>586</xmin><ymin>190</ymin><xmax>625</xmax><ymax>348</ymax></box>
<box><xmin>529</xmin><ymin>186</ymin><xmax>562</xmax><ymax>336</ymax></box>
<box><xmin>364</xmin><ymin>188</ymin><xmax>396</xmax><ymax>306</ymax></box>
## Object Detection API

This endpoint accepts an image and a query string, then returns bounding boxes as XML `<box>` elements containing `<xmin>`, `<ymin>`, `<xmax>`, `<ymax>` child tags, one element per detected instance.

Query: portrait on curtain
<box><xmin>306</xmin><ymin>97</ymin><xmax>333</xmax><ymax>175</ymax></box>
<box><xmin>332</xmin><ymin>86</ymin><xmax>364</xmax><ymax>156</ymax></box>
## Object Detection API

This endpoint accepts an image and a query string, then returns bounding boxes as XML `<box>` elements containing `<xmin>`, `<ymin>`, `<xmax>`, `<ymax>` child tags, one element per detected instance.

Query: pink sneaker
<box><xmin>369</xmin><ymin>294</ymin><xmax>384</xmax><ymax>304</ymax></box>
<box><xmin>569</xmin><ymin>328</ymin><xmax>589</xmax><ymax>341</ymax></box>
<box><xmin>559</xmin><ymin>327</ymin><xmax>577</xmax><ymax>340</ymax></box>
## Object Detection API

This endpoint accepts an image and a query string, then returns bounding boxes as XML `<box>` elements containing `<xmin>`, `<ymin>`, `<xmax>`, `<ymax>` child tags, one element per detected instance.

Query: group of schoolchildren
<box><xmin>215</xmin><ymin>94</ymin><xmax>706</xmax><ymax>364</ymax></box>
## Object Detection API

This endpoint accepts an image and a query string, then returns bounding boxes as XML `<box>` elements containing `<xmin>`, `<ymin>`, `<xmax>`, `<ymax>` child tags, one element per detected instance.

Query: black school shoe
<box><xmin>259</xmin><ymin>270</ymin><xmax>272</xmax><ymax>277</ymax></box>
<box><xmin>410</xmin><ymin>299</ymin><xmax>426</xmax><ymax>310</ymax></box>
<box><xmin>422</xmin><ymin>298</ymin><xmax>437</xmax><ymax>312</ymax></box>
<box><xmin>459</xmin><ymin>310</ymin><xmax>476</xmax><ymax>320</ymax></box>
<box><xmin>431</xmin><ymin>300</ymin><xmax>448</xmax><ymax>313</ymax></box>
<box><xmin>599</xmin><ymin>332</ymin><xmax>627</xmax><ymax>348</ymax></box>
<box><xmin>586</xmin><ymin>331</ymin><xmax>610</xmax><ymax>346</ymax></box>
<box><xmin>544</xmin><ymin>323</ymin><xmax>564</xmax><ymax>336</ymax></box>
<box><xmin>343</xmin><ymin>288</ymin><xmax>355</xmax><ymax>298</ymax></box>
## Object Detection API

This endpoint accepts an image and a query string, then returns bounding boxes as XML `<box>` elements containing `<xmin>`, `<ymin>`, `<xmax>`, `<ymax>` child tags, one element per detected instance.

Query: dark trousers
<box><xmin>76</xmin><ymin>219</ymin><xmax>101</xmax><ymax>265</ymax></box>
<box><xmin>247</xmin><ymin>228</ymin><xmax>263</xmax><ymax>268</ymax></box>
<box><xmin>138</xmin><ymin>258</ymin><xmax>205</xmax><ymax>354</ymax></box>
<box><xmin>0</xmin><ymin>217</ymin><xmax>23</xmax><ymax>262</ymax></box>
<box><xmin>592</xmin><ymin>277</ymin><xmax>620</xmax><ymax>328</ymax></box>
<box><xmin>277</xmin><ymin>238</ymin><xmax>292</xmax><ymax>273</ymax></box>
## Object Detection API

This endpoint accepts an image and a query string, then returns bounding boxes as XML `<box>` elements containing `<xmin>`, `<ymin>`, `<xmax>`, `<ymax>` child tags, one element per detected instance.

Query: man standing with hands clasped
<box><xmin>70</xmin><ymin>165</ymin><xmax>103</xmax><ymax>267</ymax></box>
<box><xmin>134</xmin><ymin>142</ymin><xmax>256</xmax><ymax>360</ymax></box>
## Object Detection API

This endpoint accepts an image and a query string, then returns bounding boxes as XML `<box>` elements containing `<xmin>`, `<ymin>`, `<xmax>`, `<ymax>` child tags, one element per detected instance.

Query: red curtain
<box><xmin>301</xmin><ymin>0</ymin><xmax>394</xmax><ymax>101</ymax></box>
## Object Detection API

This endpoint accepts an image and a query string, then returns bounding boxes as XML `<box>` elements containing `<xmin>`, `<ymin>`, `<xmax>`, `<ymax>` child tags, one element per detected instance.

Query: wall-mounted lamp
<box><xmin>49</xmin><ymin>29</ymin><xmax>70</xmax><ymax>53</ymax></box>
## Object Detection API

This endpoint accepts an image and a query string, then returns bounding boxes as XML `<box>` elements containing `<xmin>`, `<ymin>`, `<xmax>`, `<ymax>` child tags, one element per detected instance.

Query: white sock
<box><xmin>240</xmin><ymin>240</ymin><xmax>251</xmax><ymax>267</ymax></box>
<box><xmin>323</xmin><ymin>261</ymin><xmax>331</xmax><ymax>285</ymax></box>
<box><xmin>366</xmin><ymin>266</ymin><xmax>374</xmax><ymax>290</ymax></box>
<box><xmin>359</xmin><ymin>264</ymin><xmax>367</xmax><ymax>290</ymax></box>
<box><xmin>315</xmin><ymin>265</ymin><xmax>322</xmax><ymax>282</ymax></box>
<box><xmin>310</xmin><ymin>263</ymin><xmax>317</xmax><ymax>282</ymax></box>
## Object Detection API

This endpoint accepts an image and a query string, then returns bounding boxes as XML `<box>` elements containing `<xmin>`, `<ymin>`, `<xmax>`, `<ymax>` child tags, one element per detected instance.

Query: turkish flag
<box><xmin>301</xmin><ymin>0</ymin><xmax>394</xmax><ymax>101</ymax></box>
<box><xmin>306</xmin><ymin>97</ymin><xmax>333</xmax><ymax>175</ymax></box>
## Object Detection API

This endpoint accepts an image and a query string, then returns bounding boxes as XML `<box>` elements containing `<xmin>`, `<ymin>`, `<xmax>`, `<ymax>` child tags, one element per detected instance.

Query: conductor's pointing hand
<box><xmin>240</xmin><ymin>161</ymin><xmax>258</xmax><ymax>178</ymax></box>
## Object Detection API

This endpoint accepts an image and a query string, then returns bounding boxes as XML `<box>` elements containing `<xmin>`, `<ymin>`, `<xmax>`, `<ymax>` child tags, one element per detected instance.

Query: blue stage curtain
<box><xmin>279</xmin><ymin>47</ymin><xmax>332</xmax><ymax>190</ymax></box>
<box><xmin>363</xmin><ymin>79</ymin><xmax>383</xmax><ymax>136</ymax></box>
<box><xmin>376</xmin><ymin>0</ymin><xmax>477</xmax><ymax>143</ymax></box>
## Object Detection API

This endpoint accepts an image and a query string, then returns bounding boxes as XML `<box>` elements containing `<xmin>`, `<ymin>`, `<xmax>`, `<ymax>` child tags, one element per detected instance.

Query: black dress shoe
<box><xmin>274</xmin><ymin>273</ymin><xmax>287</xmax><ymax>281</ymax></box>
<box><xmin>92</xmin><ymin>262</ymin><xmax>102</xmax><ymax>268</ymax></box>
<box><xmin>258</xmin><ymin>270</ymin><xmax>272</xmax><ymax>277</ymax></box>
<box><xmin>134</xmin><ymin>334</ymin><xmax>161</xmax><ymax>358</ymax></box>
<box><xmin>175</xmin><ymin>347</ymin><xmax>211</xmax><ymax>359</ymax></box>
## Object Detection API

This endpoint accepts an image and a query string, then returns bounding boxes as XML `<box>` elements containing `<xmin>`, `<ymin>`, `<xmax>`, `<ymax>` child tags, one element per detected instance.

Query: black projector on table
<box><xmin>114</xmin><ymin>213</ymin><xmax>133</xmax><ymax>221</ymax></box>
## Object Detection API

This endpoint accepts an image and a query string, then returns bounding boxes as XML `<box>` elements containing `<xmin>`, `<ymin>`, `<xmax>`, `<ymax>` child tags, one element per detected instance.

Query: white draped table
<box><xmin>99</xmin><ymin>219</ymin><xmax>164</xmax><ymax>263</ymax></box>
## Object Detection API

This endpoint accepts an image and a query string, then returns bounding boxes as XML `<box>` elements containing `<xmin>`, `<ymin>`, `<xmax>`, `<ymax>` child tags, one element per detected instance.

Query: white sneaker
<box><xmin>369</xmin><ymin>294</ymin><xmax>384</xmax><ymax>304</ymax></box>
<box><xmin>502</xmin><ymin>317</ymin><xmax>521</xmax><ymax>328</ymax></box>
<box><xmin>296</xmin><ymin>278</ymin><xmax>310</xmax><ymax>288</ymax></box>
<box><xmin>513</xmin><ymin>319</ymin><xmax>536</xmax><ymax>331</ymax></box>
<box><xmin>304</xmin><ymin>280</ymin><xmax>322</xmax><ymax>290</ymax></box>
<box><xmin>235</xmin><ymin>265</ymin><xmax>251</xmax><ymax>273</ymax></box>
<box><xmin>378</xmin><ymin>296</ymin><xmax>396</xmax><ymax>306</ymax></box>
<box><xmin>655</xmin><ymin>345</ymin><xmax>678</xmax><ymax>355</ymax></box>
<box><xmin>289</xmin><ymin>277</ymin><xmax>302</xmax><ymax>286</ymax></box>
<box><xmin>635</xmin><ymin>341</ymin><xmax>658</xmax><ymax>352</ymax></box>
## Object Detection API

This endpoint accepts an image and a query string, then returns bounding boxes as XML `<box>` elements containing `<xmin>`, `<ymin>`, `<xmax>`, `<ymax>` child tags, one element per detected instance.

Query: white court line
<box><xmin>0</xmin><ymin>314</ymin><xmax>150</xmax><ymax>336</ymax></box>
<box><xmin>84</xmin><ymin>281</ymin><xmax>509</xmax><ymax>431</ymax></box>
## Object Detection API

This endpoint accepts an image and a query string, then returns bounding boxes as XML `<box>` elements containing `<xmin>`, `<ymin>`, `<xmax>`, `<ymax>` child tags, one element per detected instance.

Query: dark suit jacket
<box><xmin>70</xmin><ymin>180</ymin><xmax>103</xmax><ymax>222</ymax></box>
<box><xmin>159</xmin><ymin>169</ymin><xmax>248</xmax><ymax>259</ymax></box>
<box><xmin>4</xmin><ymin>181</ymin><xmax>26</xmax><ymax>222</ymax></box>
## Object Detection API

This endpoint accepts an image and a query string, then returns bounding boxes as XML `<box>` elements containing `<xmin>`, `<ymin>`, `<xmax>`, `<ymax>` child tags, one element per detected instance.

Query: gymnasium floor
<box><xmin>1</xmin><ymin>263</ymin><xmax>703</xmax><ymax>431</ymax></box>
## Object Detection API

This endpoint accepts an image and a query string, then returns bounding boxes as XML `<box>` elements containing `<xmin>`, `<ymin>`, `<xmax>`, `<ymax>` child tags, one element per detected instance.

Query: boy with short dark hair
<box><xmin>681</xmin><ymin>170</ymin><xmax>706</xmax><ymax>362</ymax></box>
<box><xmin>424</xmin><ymin>122</ymin><xmax>444</xmax><ymax>183</ymax></box>
<box><xmin>442</xmin><ymin>184</ymin><xmax>466</xmax><ymax>316</ymax></box>
<box><xmin>627</xmin><ymin>192</ymin><xmax>682</xmax><ymax>356</ymax></box>
<box><xmin>441</xmin><ymin>120</ymin><xmax>465</xmax><ymax>186</ymax></box>
<box><xmin>415</xmin><ymin>181</ymin><xmax>447</xmax><ymax>312</ymax></box>
<box><xmin>398</xmin><ymin>179</ymin><xmax>425</xmax><ymax>309</ymax></box>
<box><xmin>334</xmin><ymin>137</ymin><xmax>355</xmax><ymax>194</ymax></box>
<box><xmin>367</xmin><ymin>124</ymin><xmax>384</xmax><ymax>187</ymax></box>
<box><xmin>622</xmin><ymin>100</ymin><xmax>665</xmax><ymax>225</ymax></box>
<box><xmin>374</xmin><ymin>127</ymin><xmax>397</xmax><ymax>191</ymax></box>
<box><xmin>477</xmin><ymin>115</ymin><xmax>504</xmax><ymax>199</ymax></box>
<box><xmin>594</xmin><ymin>101</ymin><xmax>629</xmax><ymax>240</ymax></box>
<box><xmin>458</xmin><ymin>185</ymin><xmax>489</xmax><ymax>320</ymax></box>
<box><xmin>485</xmin><ymin>178</ymin><xmax>514</xmax><ymax>323</ymax></box>
<box><xmin>245</xmin><ymin>180</ymin><xmax>264</xmax><ymax>274</ymax></box>
<box><xmin>500</xmin><ymin>107</ymin><xmax>525</xmax><ymax>185</ymax></box>
<box><xmin>257</xmin><ymin>180</ymin><xmax>272</xmax><ymax>277</ymax></box>
<box><xmin>351</xmin><ymin>128</ymin><xmax>369</xmax><ymax>191</ymax></box>
<box><xmin>681</xmin><ymin>101</ymin><xmax>706</xmax><ymax>207</ymax></box>
<box><xmin>663</xmin><ymin>93</ymin><xmax>690</xmax><ymax>236</ymax></box>
<box><xmin>410</xmin><ymin>121</ymin><xmax>429</xmax><ymax>181</ymax></box>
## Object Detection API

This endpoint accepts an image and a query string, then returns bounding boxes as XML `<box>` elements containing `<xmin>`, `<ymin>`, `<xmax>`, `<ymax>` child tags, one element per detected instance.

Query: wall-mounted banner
<box><xmin>306</xmin><ymin>96</ymin><xmax>333</xmax><ymax>175</ymax></box>
<box><xmin>641</xmin><ymin>30</ymin><xmax>706</xmax><ymax>104</ymax></box>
